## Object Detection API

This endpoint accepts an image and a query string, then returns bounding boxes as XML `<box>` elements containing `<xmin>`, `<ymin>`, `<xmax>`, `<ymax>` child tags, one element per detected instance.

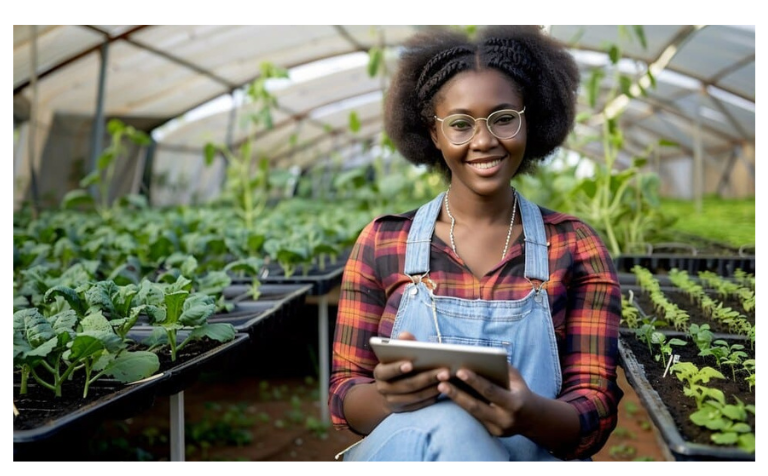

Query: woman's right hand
<box><xmin>372</xmin><ymin>332</ymin><xmax>447</xmax><ymax>414</ymax></box>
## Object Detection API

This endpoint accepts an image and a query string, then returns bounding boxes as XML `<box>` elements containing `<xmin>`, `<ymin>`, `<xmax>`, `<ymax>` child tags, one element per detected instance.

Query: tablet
<box><xmin>369</xmin><ymin>337</ymin><xmax>510</xmax><ymax>389</ymax></box>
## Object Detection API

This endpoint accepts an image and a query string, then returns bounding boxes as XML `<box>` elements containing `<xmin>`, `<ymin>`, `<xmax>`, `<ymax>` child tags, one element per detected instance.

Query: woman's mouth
<box><xmin>468</xmin><ymin>159</ymin><xmax>503</xmax><ymax>170</ymax></box>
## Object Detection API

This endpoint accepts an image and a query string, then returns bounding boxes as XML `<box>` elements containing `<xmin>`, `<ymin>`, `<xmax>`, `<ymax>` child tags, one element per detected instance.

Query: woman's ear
<box><xmin>430</xmin><ymin>124</ymin><xmax>441</xmax><ymax>150</ymax></box>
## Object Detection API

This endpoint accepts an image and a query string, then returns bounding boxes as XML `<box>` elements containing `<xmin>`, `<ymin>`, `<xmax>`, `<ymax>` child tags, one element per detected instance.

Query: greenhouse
<box><xmin>13</xmin><ymin>24</ymin><xmax>755</xmax><ymax>463</ymax></box>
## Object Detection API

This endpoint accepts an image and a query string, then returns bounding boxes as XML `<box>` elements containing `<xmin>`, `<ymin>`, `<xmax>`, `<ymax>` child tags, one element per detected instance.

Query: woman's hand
<box><xmin>373</xmin><ymin>332</ymin><xmax>447</xmax><ymax>414</ymax></box>
<box><xmin>436</xmin><ymin>363</ymin><xmax>534</xmax><ymax>437</ymax></box>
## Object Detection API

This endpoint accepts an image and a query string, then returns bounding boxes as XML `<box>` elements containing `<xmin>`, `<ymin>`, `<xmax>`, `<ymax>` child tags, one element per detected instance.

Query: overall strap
<box><xmin>404</xmin><ymin>192</ymin><xmax>445</xmax><ymax>276</ymax></box>
<box><xmin>517</xmin><ymin>192</ymin><xmax>550</xmax><ymax>283</ymax></box>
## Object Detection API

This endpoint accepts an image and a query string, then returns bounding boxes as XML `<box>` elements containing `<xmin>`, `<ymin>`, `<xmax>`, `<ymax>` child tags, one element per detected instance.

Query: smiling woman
<box><xmin>328</xmin><ymin>25</ymin><xmax>624</xmax><ymax>462</ymax></box>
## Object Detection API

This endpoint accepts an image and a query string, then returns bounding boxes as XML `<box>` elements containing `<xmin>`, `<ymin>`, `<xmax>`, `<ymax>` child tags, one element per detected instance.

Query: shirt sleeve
<box><xmin>555</xmin><ymin>220</ymin><xmax>624</xmax><ymax>460</ymax></box>
<box><xmin>328</xmin><ymin>220</ymin><xmax>387</xmax><ymax>431</ymax></box>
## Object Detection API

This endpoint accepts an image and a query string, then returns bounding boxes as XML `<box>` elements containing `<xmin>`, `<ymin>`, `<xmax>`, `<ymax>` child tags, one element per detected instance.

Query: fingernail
<box><xmin>401</xmin><ymin>362</ymin><xmax>412</xmax><ymax>373</ymax></box>
<box><xmin>438</xmin><ymin>383</ymin><xmax>449</xmax><ymax>394</ymax></box>
<box><xmin>457</xmin><ymin>370</ymin><xmax>468</xmax><ymax>380</ymax></box>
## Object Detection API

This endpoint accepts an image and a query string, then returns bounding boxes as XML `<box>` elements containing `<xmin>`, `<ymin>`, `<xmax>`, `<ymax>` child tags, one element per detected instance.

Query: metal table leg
<box><xmin>318</xmin><ymin>294</ymin><xmax>329</xmax><ymax>423</ymax></box>
<box><xmin>170</xmin><ymin>391</ymin><xmax>185</xmax><ymax>461</ymax></box>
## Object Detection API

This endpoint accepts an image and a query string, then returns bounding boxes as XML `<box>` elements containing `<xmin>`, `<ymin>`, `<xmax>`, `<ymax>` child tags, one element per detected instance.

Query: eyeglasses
<box><xmin>434</xmin><ymin>107</ymin><xmax>526</xmax><ymax>145</ymax></box>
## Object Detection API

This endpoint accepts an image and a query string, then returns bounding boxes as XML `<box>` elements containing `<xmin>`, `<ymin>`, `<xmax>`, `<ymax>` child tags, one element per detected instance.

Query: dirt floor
<box><xmin>78</xmin><ymin>365</ymin><xmax>671</xmax><ymax>462</ymax></box>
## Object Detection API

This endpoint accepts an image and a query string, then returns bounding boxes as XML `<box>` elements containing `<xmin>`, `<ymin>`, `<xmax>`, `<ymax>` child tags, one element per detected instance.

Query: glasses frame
<box><xmin>434</xmin><ymin>107</ymin><xmax>526</xmax><ymax>145</ymax></box>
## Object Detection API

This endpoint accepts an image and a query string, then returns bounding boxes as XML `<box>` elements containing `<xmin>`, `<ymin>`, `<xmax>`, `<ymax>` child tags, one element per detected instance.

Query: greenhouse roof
<box><xmin>12</xmin><ymin>24</ymin><xmax>755</xmax><ymax>204</ymax></box>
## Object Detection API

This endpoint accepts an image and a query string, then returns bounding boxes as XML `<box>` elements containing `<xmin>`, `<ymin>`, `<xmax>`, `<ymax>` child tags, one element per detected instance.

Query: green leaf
<box><xmin>140</xmin><ymin>327</ymin><xmax>168</xmax><ymax>347</ymax></box>
<box><xmin>367</xmin><ymin>47</ymin><xmax>383</xmax><ymax>77</ymax></box>
<box><xmin>619</xmin><ymin>75</ymin><xmax>634</xmax><ymax>97</ymax></box>
<box><xmin>224</xmin><ymin>257</ymin><xmax>264</xmax><ymax>276</ymax></box>
<box><xmin>196</xmin><ymin>271</ymin><xmax>232</xmax><ymax>296</ymax></box>
<box><xmin>188</xmin><ymin>323</ymin><xmax>236</xmax><ymax>343</ymax></box>
<box><xmin>48</xmin><ymin>310</ymin><xmax>78</xmax><ymax>335</ymax></box>
<box><xmin>24</xmin><ymin>336</ymin><xmax>58</xmax><ymax>359</ymax></box>
<box><xmin>128</xmin><ymin>129</ymin><xmax>151</xmax><ymax>146</ymax></box>
<box><xmin>105</xmin><ymin>351</ymin><xmax>160</xmax><ymax>383</ymax></box>
<box><xmin>575</xmin><ymin>111</ymin><xmax>592</xmax><ymax>123</ymax></box>
<box><xmin>179</xmin><ymin>294</ymin><xmax>216</xmax><ymax>327</ymax></box>
<box><xmin>97</xmin><ymin>150</ymin><xmax>116</xmax><ymax>171</ymax></box>
<box><xmin>711</xmin><ymin>432</ymin><xmax>738</xmax><ymax>445</ymax></box>
<box><xmin>349</xmin><ymin>111</ymin><xmax>361</xmax><ymax>133</ymax></box>
<box><xmin>633</xmin><ymin>26</ymin><xmax>647</xmax><ymax>49</ymax></box>
<box><xmin>204</xmin><ymin>143</ymin><xmax>218</xmax><ymax>166</ymax></box>
<box><xmin>79</xmin><ymin>171</ymin><xmax>101</xmax><ymax>188</ymax></box>
<box><xmin>69</xmin><ymin>334</ymin><xmax>107</xmax><ymax>360</ymax></box>
<box><xmin>81</xmin><ymin>311</ymin><xmax>114</xmax><ymax>333</ymax></box>
<box><xmin>61</xmin><ymin>189</ymin><xmax>95</xmax><ymax>210</ymax></box>
<box><xmin>119</xmin><ymin>193</ymin><xmax>148</xmax><ymax>209</ymax></box>
<box><xmin>164</xmin><ymin>290</ymin><xmax>190</xmax><ymax>325</ymax></box>
<box><xmin>587</xmin><ymin>69</ymin><xmax>604</xmax><ymax>109</ymax></box>
<box><xmin>44</xmin><ymin>286</ymin><xmax>87</xmax><ymax>317</ymax></box>
<box><xmin>608</xmin><ymin>45</ymin><xmax>621</xmax><ymax>65</ymax></box>
<box><xmin>737</xmin><ymin>433</ymin><xmax>755</xmax><ymax>453</ymax></box>
<box><xmin>85</xmin><ymin>281</ymin><xmax>117</xmax><ymax>315</ymax></box>
<box><xmin>647</xmin><ymin>70</ymin><xmax>657</xmax><ymax>89</ymax></box>
<box><xmin>180</xmin><ymin>255</ymin><xmax>198</xmax><ymax>277</ymax></box>
<box><xmin>107</xmin><ymin>118</ymin><xmax>126</xmax><ymax>135</ymax></box>
<box><xmin>15</xmin><ymin>308</ymin><xmax>55</xmax><ymax>348</ymax></box>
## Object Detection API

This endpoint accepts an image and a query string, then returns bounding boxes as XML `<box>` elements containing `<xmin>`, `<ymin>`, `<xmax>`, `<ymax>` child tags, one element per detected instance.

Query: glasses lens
<box><xmin>488</xmin><ymin>110</ymin><xmax>522</xmax><ymax>139</ymax></box>
<box><xmin>442</xmin><ymin>114</ymin><xmax>476</xmax><ymax>144</ymax></box>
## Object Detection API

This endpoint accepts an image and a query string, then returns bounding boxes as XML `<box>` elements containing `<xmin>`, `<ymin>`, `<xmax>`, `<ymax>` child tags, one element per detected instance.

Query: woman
<box><xmin>329</xmin><ymin>25</ymin><xmax>623</xmax><ymax>461</ymax></box>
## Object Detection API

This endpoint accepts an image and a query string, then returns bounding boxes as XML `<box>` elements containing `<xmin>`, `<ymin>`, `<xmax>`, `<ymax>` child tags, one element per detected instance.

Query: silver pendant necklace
<box><xmin>444</xmin><ymin>187</ymin><xmax>518</xmax><ymax>262</ymax></box>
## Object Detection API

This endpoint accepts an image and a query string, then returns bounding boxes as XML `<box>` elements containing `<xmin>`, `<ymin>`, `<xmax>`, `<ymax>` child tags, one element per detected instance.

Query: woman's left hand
<box><xmin>436</xmin><ymin>364</ymin><xmax>534</xmax><ymax>438</ymax></box>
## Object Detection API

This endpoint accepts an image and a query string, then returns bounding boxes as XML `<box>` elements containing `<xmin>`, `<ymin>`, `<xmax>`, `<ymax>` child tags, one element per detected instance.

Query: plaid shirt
<box><xmin>329</xmin><ymin>204</ymin><xmax>623</xmax><ymax>460</ymax></box>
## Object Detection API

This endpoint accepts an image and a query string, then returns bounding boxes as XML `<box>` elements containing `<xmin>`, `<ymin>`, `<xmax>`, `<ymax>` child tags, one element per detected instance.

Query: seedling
<box><xmin>689</xmin><ymin>397</ymin><xmax>755</xmax><ymax>453</ymax></box>
<box><xmin>671</xmin><ymin>362</ymin><xmax>725</xmax><ymax>409</ymax></box>
<box><xmin>654</xmin><ymin>334</ymin><xmax>687</xmax><ymax>368</ymax></box>
<box><xmin>688</xmin><ymin>323</ymin><xmax>714</xmax><ymax>352</ymax></box>
<box><xmin>741</xmin><ymin>359</ymin><xmax>755</xmax><ymax>392</ymax></box>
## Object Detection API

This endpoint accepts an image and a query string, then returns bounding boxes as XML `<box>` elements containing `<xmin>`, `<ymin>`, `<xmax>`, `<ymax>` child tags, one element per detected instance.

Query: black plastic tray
<box><xmin>618</xmin><ymin>338</ymin><xmax>755</xmax><ymax>461</ymax></box>
<box><xmin>232</xmin><ymin>264</ymin><xmax>345</xmax><ymax>296</ymax></box>
<box><xmin>13</xmin><ymin>373</ymin><xmax>166</xmax><ymax>449</ymax></box>
<box><xmin>222</xmin><ymin>283</ymin><xmax>312</xmax><ymax>320</ymax></box>
<box><xmin>129</xmin><ymin>329</ymin><xmax>250</xmax><ymax>396</ymax></box>
<box><xmin>614</xmin><ymin>254</ymin><xmax>755</xmax><ymax>277</ymax></box>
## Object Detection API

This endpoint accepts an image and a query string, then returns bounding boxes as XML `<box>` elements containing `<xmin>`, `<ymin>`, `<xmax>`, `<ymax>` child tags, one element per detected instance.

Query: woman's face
<box><xmin>430</xmin><ymin>69</ymin><xmax>527</xmax><ymax>196</ymax></box>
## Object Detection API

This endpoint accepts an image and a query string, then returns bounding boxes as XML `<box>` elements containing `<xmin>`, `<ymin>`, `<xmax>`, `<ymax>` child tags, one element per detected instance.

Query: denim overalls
<box><xmin>343</xmin><ymin>191</ymin><xmax>563</xmax><ymax>461</ymax></box>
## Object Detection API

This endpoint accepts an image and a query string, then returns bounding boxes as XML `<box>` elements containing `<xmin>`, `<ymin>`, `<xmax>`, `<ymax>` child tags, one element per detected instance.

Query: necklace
<box><xmin>444</xmin><ymin>187</ymin><xmax>518</xmax><ymax>262</ymax></box>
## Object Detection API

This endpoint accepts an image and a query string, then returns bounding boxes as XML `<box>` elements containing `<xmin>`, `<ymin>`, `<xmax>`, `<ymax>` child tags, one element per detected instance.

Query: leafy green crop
<box><xmin>138</xmin><ymin>276</ymin><xmax>235</xmax><ymax>362</ymax></box>
<box><xmin>13</xmin><ymin>307</ymin><xmax>159</xmax><ymax>398</ymax></box>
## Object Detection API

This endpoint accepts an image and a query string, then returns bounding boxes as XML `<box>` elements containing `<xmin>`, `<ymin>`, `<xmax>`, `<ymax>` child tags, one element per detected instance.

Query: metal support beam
<box><xmin>717</xmin><ymin>148</ymin><xmax>738</xmax><ymax>196</ymax></box>
<box><xmin>693</xmin><ymin>91</ymin><xmax>704</xmax><ymax>211</ymax></box>
<box><xmin>89</xmin><ymin>40</ymin><xmax>109</xmax><ymax>200</ymax></box>
<box><xmin>140</xmin><ymin>139</ymin><xmax>157</xmax><ymax>202</ymax></box>
<box><xmin>27</xmin><ymin>25</ymin><xmax>40</xmax><ymax>214</ymax></box>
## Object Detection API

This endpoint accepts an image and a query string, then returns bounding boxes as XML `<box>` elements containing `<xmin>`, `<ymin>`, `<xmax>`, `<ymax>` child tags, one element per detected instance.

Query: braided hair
<box><xmin>384</xmin><ymin>25</ymin><xmax>579</xmax><ymax>178</ymax></box>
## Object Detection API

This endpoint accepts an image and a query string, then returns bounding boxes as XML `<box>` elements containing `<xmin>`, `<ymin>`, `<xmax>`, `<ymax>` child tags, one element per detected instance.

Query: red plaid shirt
<box><xmin>329</xmin><ymin>204</ymin><xmax>623</xmax><ymax>460</ymax></box>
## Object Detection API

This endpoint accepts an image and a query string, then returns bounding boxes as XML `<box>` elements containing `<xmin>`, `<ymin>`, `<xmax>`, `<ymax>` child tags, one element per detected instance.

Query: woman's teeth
<box><xmin>469</xmin><ymin>159</ymin><xmax>501</xmax><ymax>170</ymax></box>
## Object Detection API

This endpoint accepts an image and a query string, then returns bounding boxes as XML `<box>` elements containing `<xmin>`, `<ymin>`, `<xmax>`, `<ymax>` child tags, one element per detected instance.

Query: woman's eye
<box><xmin>449</xmin><ymin>120</ymin><xmax>472</xmax><ymax>130</ymax></box>
<box><xmin>493</xmin><ymin>114</ymin><xmax>516</xmax><ymax>125</ymax></box>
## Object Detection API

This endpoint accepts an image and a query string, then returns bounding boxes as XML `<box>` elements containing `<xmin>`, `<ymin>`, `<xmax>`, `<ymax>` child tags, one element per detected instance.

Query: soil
<box><xmin>620</xmin><ymin>334</ymin><xmax>755</xmax><ymax>453</ymax></box>
<box><xmin>13</xmin><ymin>297</ymin><xmax>674</xmax><ymax>462</ymax></box>
<box><xmin>13</xmin><ymin>363</ymin><xmax>671</xmax><ymax>462</ymax></box>
<box><xmin>13</xmin><ymin>337</ymin><xmax>242</xmax><ymax>433</ymax></box>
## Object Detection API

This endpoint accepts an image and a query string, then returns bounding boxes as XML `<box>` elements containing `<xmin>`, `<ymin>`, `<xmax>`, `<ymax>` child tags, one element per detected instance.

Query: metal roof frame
<box><xmin>13</xmin><ymin>25</ymin><xmax>755</xmax><ymax>207</ymax></box>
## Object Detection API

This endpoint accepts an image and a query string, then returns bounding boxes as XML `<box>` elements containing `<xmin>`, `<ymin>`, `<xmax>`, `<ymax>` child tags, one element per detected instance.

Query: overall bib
<box><xmin>344</xmin><ymin>191</ymin><xmax>563</xmax><ymax>461</ymax></box>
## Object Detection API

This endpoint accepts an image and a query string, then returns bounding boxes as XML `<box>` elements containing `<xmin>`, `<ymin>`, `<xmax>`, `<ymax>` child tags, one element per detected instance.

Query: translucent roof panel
<box><xmin>13</xmin><ymin>25</ymin><xmax>755</xmax><ymax>205</ymax></box>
